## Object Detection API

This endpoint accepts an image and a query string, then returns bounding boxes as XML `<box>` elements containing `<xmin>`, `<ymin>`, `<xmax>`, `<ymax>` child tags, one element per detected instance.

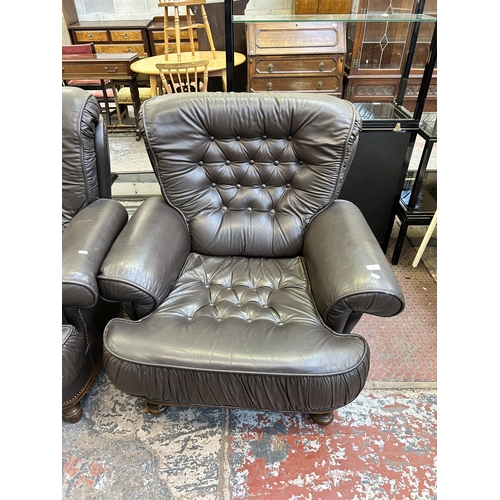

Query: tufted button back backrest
<box><xmin>62</xmin><ymin>87</ymin><xmax>101</xmax><ymax>231</ymax></box>
<box><xmin>139</xmin><ymin>92</ymin><xmax>362</xmax><ymax>257</ymax></box>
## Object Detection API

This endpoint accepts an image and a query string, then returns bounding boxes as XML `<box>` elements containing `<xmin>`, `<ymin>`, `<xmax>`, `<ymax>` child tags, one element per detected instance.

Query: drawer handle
<box><xmin>123</xmin><ymin>33</ymin><xmax>129</xmax><ymax>39</ymax></box>
<box><xmin>105</xmin><ymin>66</ymin><xmax>119</xmax><ymax>73</ymax></box>
<box><xmin>267</xmin><ymin>63</ymin><xmax>273</xmax><ymax>73</ymax></box>
<box><xmin>126</xmin><ymin>48</ymin><xmax>132</xmax><ymax>52</ymax></box>
<box><xmin>317</xmin><ymin>81</ymin><xmax>323</xmax><ymax>90</ymax></box>
<box><xmin>337</xmin><ymin>57</ymin><xmax>344</xmax><ymax>73</ymax></box>
<box><xmin>88</xmin><ymin>33</ymin><xmax>94</xmax><ymax>39</ymax></box>
<box><xmin>267</xmin><ymin>82</ymin><xmax>273</xmax><ymax>91</ymax></box>
<box><xmin>319</xmin><ymin>62</ymin><xmax>325</xmax><ymax>71</ymax></box>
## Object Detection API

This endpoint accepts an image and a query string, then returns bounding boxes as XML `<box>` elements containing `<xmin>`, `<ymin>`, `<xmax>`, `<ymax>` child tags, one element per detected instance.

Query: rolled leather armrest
<box><xmin>303</xmin><ymin>199</ymin><xmax>405</xmax><ymax>334</ymax></box>
<box><xmin>97</xmin><ymin>196</ymin><xmax>191</xmax><ymax>320</ymax></box>
<box><xmin>62</xmin><ymin>199</ymin><xmax>128</xmax><ymax>308</ymax></box>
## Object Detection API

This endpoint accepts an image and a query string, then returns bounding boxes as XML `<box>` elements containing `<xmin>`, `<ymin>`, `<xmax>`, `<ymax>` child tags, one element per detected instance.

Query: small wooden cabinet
<box><xmin>245</xmin><ymin>22</ymin><xmax>346</xmax><ymax>96</ymax></box>
<box><xmin>68</xmin><ymin>20</ymin><xmax>152</xmax><ymax>58</ymax></box>
<box><xmin>147</xmin><ymin>16</ymin><xmax>199</xmax><ymax>57</ymax></box>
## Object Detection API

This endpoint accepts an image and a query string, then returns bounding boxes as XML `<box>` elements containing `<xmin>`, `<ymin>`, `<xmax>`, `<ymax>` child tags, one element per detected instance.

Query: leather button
<box><xmin>236</xmin><ymin>136</ymin><xmax>241</xmax><ymax>141</ymax></box>
<box><xmin>216</xmin><ymin>318</ymin><xmax>222</xmax><ymax>322</ymax></box>
<box><xmin>262</xmin><ymin>135</ymin><xmax>267</xmax><ymax>140</ymax></box>
<box><xmin>286</xmin><ymin>183</ymin><xmax>290</xmax><ymax>188</ymax></box>
<box><xmin>209</xmin><ymin>136</ymin><xmax>215</xmax><ymax>141</ymax></box>
<box><xmin>277</xmin><ymin>321</ymin><xmax>283</xmax><ymax>326</ymax></box>
<box><xmin>246</xmin><ymin>318</ymin><xmax>252</xmax><ymax>323</ymax></box>
<box><xmin>299</xmin><ymin>161</ymin><xmax>304</xmax><ymax>165</ymax></box>
<box><xmin>287</xmin><ymin>136</ymin><xmax>292</xmax><ymax>140</ymax></box>
<box><xmin>246</xmin><ymin>207</ymin><xmax>252</xmax><ymax>212</ymax></box>
<box><xmin>236</xmin><ymin>184</ymin><xmax>241</xmax><ymax>189</ymax></box>
<box><xmin>249</xmin><ymin>160</ymin><xmax>255</xmax><ymax>165</ymax></box>
<box><xmin>211</xmin><ymin>183</ymin><xmax>216</xmax><ymax>187</ymax></box>
<box><xmin>269</xmin><ymin>209</ymin><xmax>275</xmax><ymax>215</ymax></box>
<box><xmin>222</xmin><ymin>206</ymin><xmax>227</xmax><ymax>212</ymax></box>
<box><xmin>274</xmin><ymin>160</ymin><xmax>279</xmax><ymax>165</ymax></box>
<box><xmin>225</xmin><ymin>160</ymin><xmax>230</xmax><ymax>165</ymax></box>
<box><xmin>261</xmin><ymin>184</ymin><xmax>266</xmax><ymax>189</ymax></box>
<box><xmin>198</xmin><ymin>161</ymin><xmax>204</xmax><ymax>166</ymax></box>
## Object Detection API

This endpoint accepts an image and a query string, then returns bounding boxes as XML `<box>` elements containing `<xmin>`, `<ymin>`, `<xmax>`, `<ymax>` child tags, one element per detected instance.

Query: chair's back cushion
<box><xmin>140</xmin><ymin>92</ymin><xmax>362</xmax><ymax>257</ymax></box>
<box><xmin>62</xmin><ymin>87</ymin><xmax>101</xmax><ymax>231</ymax></box>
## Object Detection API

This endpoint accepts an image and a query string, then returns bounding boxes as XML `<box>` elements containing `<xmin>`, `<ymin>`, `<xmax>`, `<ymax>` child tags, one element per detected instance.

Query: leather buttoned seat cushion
<box><xmin>103</xmin><ymin>253</ymin><xmax>370</xmax><ymax>412</ymax></box>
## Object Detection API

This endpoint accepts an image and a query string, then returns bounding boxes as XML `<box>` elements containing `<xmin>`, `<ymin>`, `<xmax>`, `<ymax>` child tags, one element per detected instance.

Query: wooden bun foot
<box><xmin>309</xmin><ymin>411</ymin><xmax>334</xmax><ymax>426</ymax></box>
<box><xmin>62</xmin><ymin>402</ymin><xmax>83</xmax><ymax>423</ymax></box>
<box><xmin>146</xmin><ymin>401</ymin><xmax>168</xmax><ymax>415</ymax></box>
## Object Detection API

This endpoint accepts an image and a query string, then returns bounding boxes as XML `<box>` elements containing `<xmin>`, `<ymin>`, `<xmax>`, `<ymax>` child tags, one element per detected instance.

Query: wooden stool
<box><xmin>158</xmin><ymin>0</ymin><xmax>216</xmax><ymax>61</ymax></box>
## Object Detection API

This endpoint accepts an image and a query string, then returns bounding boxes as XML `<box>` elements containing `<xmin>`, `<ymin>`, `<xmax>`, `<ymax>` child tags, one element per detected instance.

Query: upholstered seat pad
<box><xmin>104</xmin><ymin>253</ymin><xmax>368</xmax><ymax>376</ymax></box>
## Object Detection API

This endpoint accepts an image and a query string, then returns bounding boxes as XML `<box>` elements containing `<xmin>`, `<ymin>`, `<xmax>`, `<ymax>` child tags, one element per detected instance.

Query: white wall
<box><xmin>74</xmin><ymin>0</ymin><xmax>295</xmax><ymax>22</ymax></box>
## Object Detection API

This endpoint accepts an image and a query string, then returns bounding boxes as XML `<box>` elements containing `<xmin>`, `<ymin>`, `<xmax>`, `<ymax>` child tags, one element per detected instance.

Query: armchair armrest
<box><xmin>97</xmin><ymin>196</ymin><xmax>191</xmax><ymax>320</ymax></box>
<box><xmin>62</xmin><ymin>199</ymin><xmax>128</xmax><ymax>308</ymax></box>
<box><xmin>303</xmin><ymin>200</ymin><xmax>404</xmax><ymax>334</ymax></box>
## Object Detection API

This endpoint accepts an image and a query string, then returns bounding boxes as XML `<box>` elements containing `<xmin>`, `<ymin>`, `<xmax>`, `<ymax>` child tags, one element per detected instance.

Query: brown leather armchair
<box><xmin>98</xmin><ymin>93</ymin><xmax>404</xmax><ymax>425</ymax></box>
<box><xmin>62</xmin><ymin>87</ymin><xmax>128</xmax><ymax>423</ymax></box>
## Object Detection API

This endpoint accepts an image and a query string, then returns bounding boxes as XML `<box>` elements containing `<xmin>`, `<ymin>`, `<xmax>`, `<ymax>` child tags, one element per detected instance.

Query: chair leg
<box><xmin>309</xmin><ymin>411</ymin><xmax>334</xmax><ymax>426</ymax></box>
<box><xmin>62</xmin><ymin>401</ymin><xmax>83</xmax><ymax>423</ymax></box>
<box><xmin>146</xmin><ymin>401</ymin><xmax>169</xmax><ymax>415</ymax></box>
<box><xmin>392</xmin><ymin>220</ymin><xmax>409</xmax><ymax>265</ymax></box>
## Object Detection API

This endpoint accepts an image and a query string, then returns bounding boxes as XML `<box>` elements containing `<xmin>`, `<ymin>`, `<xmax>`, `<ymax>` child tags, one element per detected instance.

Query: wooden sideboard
<box><xmin>245</xmin><ymin>22</ymin><xmax>346</xmax><ymax>96</ymax></box>
<box><xmin>68</xmin><ymin>20</ymin><xmax>152</xmax><ymax>58</ymax></box>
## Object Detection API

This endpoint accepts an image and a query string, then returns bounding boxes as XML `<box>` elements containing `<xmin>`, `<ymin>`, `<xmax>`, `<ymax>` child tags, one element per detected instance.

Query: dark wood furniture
<box><xmin>62</xmin><ymin>52</ymin><xmax>141</xmax><ymax>139</ymax></box>
<box><xmin>343</xmin><ymin>0</ymin><xmax>437</xmax><ymax>112</ymax></box>
<box><xmin>68</xmin><ymin>20</ymin><xmax>152</xmax><ymax>58</ymax></box>
<box><xmin>245</xmin><ymin>21</ymin><xmax>346</xmax><ymax>95</ymax></box>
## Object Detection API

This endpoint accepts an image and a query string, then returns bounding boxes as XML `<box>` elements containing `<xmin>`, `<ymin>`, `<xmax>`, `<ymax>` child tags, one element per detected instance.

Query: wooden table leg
<box><xmin>128</xmin><ymin>74</ymin><xmax>141</xmax><ymax>140</ymax></box>
<box><xmin>149</xmin><ymin>75</ymin><xmax>158</xmax><ymax>97</ymax></box>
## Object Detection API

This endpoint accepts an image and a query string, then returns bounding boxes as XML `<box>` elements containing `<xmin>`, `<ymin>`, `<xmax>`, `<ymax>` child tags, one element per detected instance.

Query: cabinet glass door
<box><xmin>411</xmin><ymin>0</ymin><xmax>437</xmax><ymax>70</ymax></box>
<box><xmin>360</xmin><ymin>0</ymin><xmax>413</xmax><ymax>71</ymax></box>
<box><xmin>347</xmin><ymin>0</ymin><xmax>416</xmax><ymax>74</ymax></box>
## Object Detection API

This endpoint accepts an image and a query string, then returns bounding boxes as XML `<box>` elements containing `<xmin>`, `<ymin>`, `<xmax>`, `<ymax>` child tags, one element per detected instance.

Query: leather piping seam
<box><xmin>97</xmin><ymin>275</ymin><xmax>159</xmax><ymax>310</ymax></box>
<box><xmin>103</xmin><ymin>338</ymin><xmax>369</xmax><ymax>378</ymax></box>
<box><xmin>327</xmin><ymin>290</ymin><xmax>405</xmax><ymax>317</ymax></box>
<box><xmin>62</xmin><ymin>279</ymin><xmax>98</xmax><ymax>308</ymax></box>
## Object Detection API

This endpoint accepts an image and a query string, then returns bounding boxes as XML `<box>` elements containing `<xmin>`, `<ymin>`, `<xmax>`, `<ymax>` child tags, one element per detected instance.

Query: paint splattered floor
<box><xmin>62</xmin><ymin>375</ymin><xmax>436</xmax><ymax>499</ymax></box>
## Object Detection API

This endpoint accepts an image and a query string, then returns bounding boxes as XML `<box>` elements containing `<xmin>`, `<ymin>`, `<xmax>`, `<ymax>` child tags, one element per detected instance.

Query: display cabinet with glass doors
<box><xmin>344</xmin><ymin>0</ymin><xmax>436</xmax><ymax>111</ymax></box>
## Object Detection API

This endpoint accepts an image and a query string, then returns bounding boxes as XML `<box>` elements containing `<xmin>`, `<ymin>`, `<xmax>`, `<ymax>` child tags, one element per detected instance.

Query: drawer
<box><xmin>152</xmin><ymin>30</ymin><xmax>196</xmax><ymax>42</ymax></box>
<box><xmin>249</xmin><ymin>75</ymin><xmax>342</xmax><ymax>93</ymax></box>
<box><xmin>62</xmin><ymin>60</ymin><xmax>133</xmax><ymax>79</ymax></box>
<box><xmin>74</xmin><ymin>30</ymin><xmax>108</xmax><ymax>43</ymax></box>
<box><xmin>250</xmin><ymin>55</ymin><xmax>343</xmax><ymax>75</ymax></box>
<box><xmin>345</xmin><ymin>79</ymin><xmax>399</xmax><ymax>101</ymax></box>
<box><xmin>247</xmin><ymin>22</ymin><xmax>346</xmax><ymax>55</ymax></box>
<box><xmin>94</xmin><ymin>44</ymin><xmax>147</xmax><ymax>57</ymax></box>
<box><xmin>109</xmin><ymin>30</ymin><xmax>144</xmax><ymax>42</ymax></box>
<box><xmin>153</xmin><ymin>42</ymin><xmax>199</xmax><ymax>56</ymax></box>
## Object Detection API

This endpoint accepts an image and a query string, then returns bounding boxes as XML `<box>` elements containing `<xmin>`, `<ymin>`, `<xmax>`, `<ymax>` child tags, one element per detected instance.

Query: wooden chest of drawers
<box><xmin>147</xmin><ymin>16</ymin><xmax>199</xmax><ymax>57</ymax></box>
<box><xmin>246</xmin><ymin>22</ymin><xmax>346</xmax><ymax>96</ymax></box>
<box><xmin>68</xmin><ymin>20</ymin><xmax>152</xmax><ymax>58</ymax></box>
